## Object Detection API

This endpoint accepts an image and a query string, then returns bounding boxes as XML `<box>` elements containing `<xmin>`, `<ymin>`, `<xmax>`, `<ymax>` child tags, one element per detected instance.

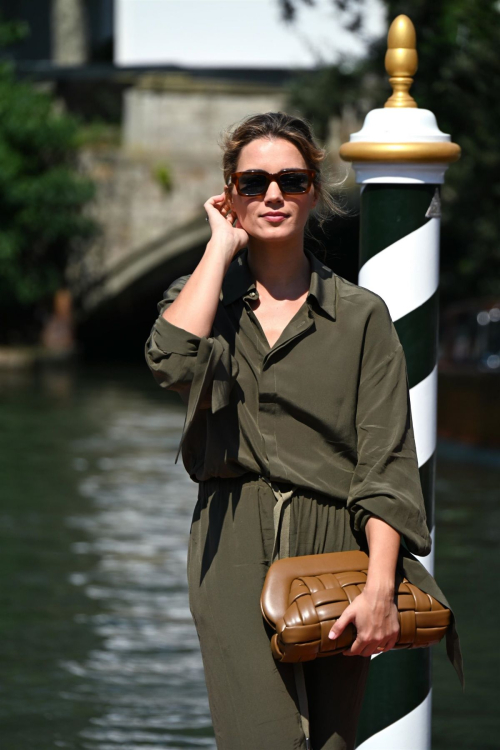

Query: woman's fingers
<box><xmin>205</xmin><ymin>192</ymin><xmax>240</xmax><ymax>229</ymax></box>
<box><xmin>205</xmin><ymin>192</ymin><xmax>226</xmax><ymax>206</ymax></box>
<box><xmin>202</xmin><ymin>189</ymin><xmax>248</xmax><ymax>253</ymax></box>
<box><xmin>208</xmin><ymin>192</ymin><xmax>225</xmax><ymax>202</ymax></box>
<box><xmin>204</xmin><ymin>189</ymin><xmax>232</xmax><ymax>221</ymax></box>
<box><xmin>368</xmin><ymin>642</ymin><xmax>389</xmax><ymax>657</ymax></box>
<box><xmin>343</xmin><ymin>636</ymin><xmax>391</xmax><ymax>657</ymax></box>
<box><xmin>348</xmin><ymin>640</ymin><xmax>392</xmax><ymax>658</ymax></box>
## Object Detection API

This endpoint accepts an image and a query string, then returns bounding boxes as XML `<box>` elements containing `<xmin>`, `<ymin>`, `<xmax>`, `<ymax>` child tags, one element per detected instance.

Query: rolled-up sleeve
<box><xmin>145</xmin><ymin>275</ymin><xmax>203</xmax><ymax>392</ymax></box>
<box><xmin>145</xmin><ymin>275</ymin><xmax>239</xmax><ymax>463</ymax></box>
<box><xmin>347</xmin><ymin>296</ymin><xmax>432</xmax><ymax>556</ymax></box>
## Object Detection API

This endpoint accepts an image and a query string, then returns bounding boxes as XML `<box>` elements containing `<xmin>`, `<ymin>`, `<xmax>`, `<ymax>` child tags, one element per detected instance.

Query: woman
<box><xmin>145</xmin><ymin>112</ymin><xmax>463</xmax><ymax>750</ymax></box>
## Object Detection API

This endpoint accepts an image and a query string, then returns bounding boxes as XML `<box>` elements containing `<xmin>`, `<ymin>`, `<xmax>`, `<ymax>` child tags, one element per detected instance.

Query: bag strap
<box><xmin>260</xmin><ymin>476</ymin><xmax>313</xmax><ymax>749</ymax></box>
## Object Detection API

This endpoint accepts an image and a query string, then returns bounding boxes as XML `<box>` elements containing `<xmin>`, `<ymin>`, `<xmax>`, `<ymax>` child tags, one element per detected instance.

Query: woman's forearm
<box><xmin>161</xmin><ymin>240</ymin><xmax>235</xmax><ymax>337</ymax></box>
<box><xmin>363</xmin><ymin>516</ymin><xmax>401</xmax><ymax>598</ymax></box>
<box><xmin>329</xmin><ymin>515</ymin><xmax>401</xmax><ymax>651</ymax></box>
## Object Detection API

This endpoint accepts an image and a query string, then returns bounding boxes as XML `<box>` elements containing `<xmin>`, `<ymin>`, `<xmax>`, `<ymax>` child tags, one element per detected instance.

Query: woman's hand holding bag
<box><xmin>328</xmin><ymin>586</ymin><xmax>400</xmax><ymax>657</ymax></box>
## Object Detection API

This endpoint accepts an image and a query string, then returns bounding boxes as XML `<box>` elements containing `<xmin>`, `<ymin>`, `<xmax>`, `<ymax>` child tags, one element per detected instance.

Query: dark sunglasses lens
<box><xmin>278</xmin><ymin>172</ymin><xmax>310</xmax><ymax>193</ymax></box>
<box><xmin>238</xmin><ymin>173</ymin><xmax>269</xmax><ymax>195</ymax></box>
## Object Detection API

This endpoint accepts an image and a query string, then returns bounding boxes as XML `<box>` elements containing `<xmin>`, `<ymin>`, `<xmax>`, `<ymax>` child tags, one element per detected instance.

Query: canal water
<box><xmin>0</xmin><ymin>362</ymin><xmax>497</xmax><ymax>749</ymax></box>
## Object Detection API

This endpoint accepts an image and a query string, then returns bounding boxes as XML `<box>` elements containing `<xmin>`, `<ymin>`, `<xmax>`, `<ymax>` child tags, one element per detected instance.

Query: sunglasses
<box><xmin>229</xmin><ymin>168</ymin><xmax>317</xmax><ymax>197</ymax></box>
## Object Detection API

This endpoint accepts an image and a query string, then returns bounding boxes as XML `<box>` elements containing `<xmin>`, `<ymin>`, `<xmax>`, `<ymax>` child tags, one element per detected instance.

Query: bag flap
<box><xmin>260</xmin><ymin>550</ymin><xmax>369</xmax><ymax>626</ymax></box>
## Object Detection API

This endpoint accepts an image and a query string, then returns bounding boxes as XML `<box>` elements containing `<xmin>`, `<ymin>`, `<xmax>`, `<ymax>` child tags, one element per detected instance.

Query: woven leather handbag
<box><xmin>260</xmin><ymin>549</ymin><xmax>451</xmax><ymax>663</ymax></box>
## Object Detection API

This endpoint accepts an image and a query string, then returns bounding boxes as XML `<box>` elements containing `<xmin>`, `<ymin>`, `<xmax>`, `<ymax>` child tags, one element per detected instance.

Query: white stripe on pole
<box><xmin>358</xmin><ymin>218</ymin><xmax>440</xmax><ymax>322</ymax></box>
<box><xmin>357</xmin><ymin>691</ymin><xmax>433</xmax><ymax>750</ymax></box>
<box><xmin>410</xmin><ymin>364</ymin><xmax>438</xmax><ymax>469</ymax></box>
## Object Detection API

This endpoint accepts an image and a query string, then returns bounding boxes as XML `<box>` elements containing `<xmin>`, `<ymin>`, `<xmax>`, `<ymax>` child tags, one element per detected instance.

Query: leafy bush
<box><xmin>0</xmin><ymin>14</ymin><xmax>100</xmax><ymax>340</ymax></box>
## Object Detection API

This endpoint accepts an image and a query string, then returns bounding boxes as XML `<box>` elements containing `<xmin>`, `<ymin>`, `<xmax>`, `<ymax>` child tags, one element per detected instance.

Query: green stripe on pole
<box><xmin>355</xmin><ymin>649</ymin><xmax>431</xmax><ymax>746</ymax></box>
<box><xmin>360</xmin><ymin>184</ymin><xmax>436</xmax><ymax>264</ymax></box>
<box><xmin>395</xmin><ymin>289</ymin><xmax>439</xmax><ymax>390</ymax></box>
<box><xmin>419</xmin><ymin>453</ymin><xmax>436</xmax><ymax>530</ymax></box>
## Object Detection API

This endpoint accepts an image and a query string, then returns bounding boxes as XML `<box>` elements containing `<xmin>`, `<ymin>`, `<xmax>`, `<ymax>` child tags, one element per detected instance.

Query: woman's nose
<box><xmin>264</xmin><ymin>178</ymin><xmax>284</xmax><ymax>201</ymax></box>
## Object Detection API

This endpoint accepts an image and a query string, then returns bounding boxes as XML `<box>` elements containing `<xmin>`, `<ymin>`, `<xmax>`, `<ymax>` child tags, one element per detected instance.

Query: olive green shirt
<box><xmin>145</xmin><ymin>246</ymin><xmax>464</xmax><ymax>687</ymax></box>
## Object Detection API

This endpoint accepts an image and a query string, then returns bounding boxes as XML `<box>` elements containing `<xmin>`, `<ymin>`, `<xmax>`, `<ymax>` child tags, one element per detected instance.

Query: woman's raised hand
<box><xmin>204</xmin><ymin>187</ymin><xmax>249</xmax><ymax>258</ymax></box>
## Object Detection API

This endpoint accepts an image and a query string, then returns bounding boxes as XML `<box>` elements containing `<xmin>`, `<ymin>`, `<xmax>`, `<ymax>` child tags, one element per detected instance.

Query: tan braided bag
<box><xmin>260</xmin><ymin>549</ymin><xmax>451</xmax><ymax>662</ymax></box>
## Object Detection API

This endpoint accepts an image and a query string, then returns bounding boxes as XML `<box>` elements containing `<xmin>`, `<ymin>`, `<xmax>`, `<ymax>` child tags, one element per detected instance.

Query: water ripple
<box><xmin>63</xmin><ymin>389</ymin><xmax>214</xmax><ymax>748</ymax></box>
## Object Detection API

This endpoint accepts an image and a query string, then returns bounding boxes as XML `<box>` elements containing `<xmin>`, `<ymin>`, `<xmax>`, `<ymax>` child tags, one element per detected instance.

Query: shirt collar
<box><xmin>220</xmin><ymin>246</ymin><xmax>337</xmax><ymax>321</ymax></box>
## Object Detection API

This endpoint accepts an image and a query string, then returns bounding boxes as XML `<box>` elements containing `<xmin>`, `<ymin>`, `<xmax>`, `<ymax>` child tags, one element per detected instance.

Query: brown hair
<box><xmin>219</xmin><ymin>111</ymin><xmax>349</xmax><ymax>233</ymax></box>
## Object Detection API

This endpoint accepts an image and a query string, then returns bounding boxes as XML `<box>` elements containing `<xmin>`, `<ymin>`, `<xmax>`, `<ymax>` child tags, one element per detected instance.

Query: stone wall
<box><xmin>123</xmin><ymin>76</ymin><xmax>287</xmax><ymax>160</ymax></box>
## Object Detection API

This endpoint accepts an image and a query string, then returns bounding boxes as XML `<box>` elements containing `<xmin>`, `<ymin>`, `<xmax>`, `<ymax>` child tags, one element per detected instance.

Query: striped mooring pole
<box><xmin>339</xmin><ymin>15</ymin><xmax>461</xmax><ymax>750</ymax></box>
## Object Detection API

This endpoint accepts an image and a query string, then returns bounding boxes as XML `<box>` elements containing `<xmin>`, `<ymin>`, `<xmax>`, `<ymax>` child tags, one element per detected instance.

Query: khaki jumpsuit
<box><xmin>145</xmin><ymin>247</ymin><xmax>464</xmax><ymax>750</ymax></box>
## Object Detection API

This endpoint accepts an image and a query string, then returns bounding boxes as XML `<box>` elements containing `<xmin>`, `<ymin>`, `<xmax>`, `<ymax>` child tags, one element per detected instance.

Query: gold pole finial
<box><xmin>384</xmin><ymin>15</ymin><xmax>418</xmax><ymax>108</ymax></box>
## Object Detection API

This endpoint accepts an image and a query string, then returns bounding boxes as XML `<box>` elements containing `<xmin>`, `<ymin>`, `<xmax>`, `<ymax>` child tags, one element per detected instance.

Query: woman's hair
<box><xmin>219</xmin><ymin>111</ymin><xmax>349</xmax><ymax>234</ymax></box>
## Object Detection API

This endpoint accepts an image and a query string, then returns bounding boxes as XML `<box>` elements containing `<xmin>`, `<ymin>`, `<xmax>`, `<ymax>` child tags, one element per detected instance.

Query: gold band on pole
<box><xmin>339</xmin><ymin>141</ymin><xmax>461</xmax><ymax>163</ymax></box>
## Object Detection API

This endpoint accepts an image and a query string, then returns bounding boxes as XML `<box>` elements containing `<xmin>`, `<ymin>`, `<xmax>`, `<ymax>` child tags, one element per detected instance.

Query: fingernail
<box><xmin>329</xmin><ymin>631</ymin><xmax>336</xmax><ymax>640</ymax></box>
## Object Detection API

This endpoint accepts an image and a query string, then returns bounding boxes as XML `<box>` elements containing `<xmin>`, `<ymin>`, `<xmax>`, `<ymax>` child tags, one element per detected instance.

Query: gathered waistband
<box><xmin>202</xmin><ymin>472</ymin><xmax>298</xmax><ymax>562</ymax></box>
<box><xmin>202</xmin><ymin>471</ymin><xmax>296</xmax><ymax>491</ymax></box>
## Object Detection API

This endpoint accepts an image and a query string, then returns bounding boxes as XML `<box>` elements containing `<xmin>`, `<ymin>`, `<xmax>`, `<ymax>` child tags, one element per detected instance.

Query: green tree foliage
<box><xmin>281</xmin><ymin>0</ymin><xmax>500</xmax><ymax>303</ymax></box>
<box><xmin>0</xmin><ymin>15</ymin><xmax>99</xmax><ymax>323</ymax></box>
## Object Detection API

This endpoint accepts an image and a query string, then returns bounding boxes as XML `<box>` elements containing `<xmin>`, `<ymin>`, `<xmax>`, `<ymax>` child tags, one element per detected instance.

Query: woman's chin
<box><xmin>246</xmin><ymin>224</ymin><xmax>300</xmax><ymax>243</ymax></box>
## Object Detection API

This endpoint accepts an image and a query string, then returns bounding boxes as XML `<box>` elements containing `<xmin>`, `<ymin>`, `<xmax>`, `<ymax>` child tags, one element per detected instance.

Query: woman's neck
<box><xmin>246</xmin><ymin>239</ymin><xmax>311</xmax><ymax>301</ymax></box>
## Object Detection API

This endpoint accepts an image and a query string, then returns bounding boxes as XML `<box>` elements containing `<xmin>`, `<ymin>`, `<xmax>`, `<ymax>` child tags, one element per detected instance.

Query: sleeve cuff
<box><xmin>350</xmin><ymin>503</ymin><xmax>373</xmax><ymax>534</ymax></box>
<box><xmin>348</xmin><ymin>497</ymin><xmax>432</xmax><ymax>556</ymax></box>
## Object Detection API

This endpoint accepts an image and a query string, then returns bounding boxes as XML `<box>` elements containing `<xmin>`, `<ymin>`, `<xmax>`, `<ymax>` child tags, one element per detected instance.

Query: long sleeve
<box><xmin>347</xmin><ymin>295</ymin><xmax>432</xmax><ymax>557</ymax></box>
<box><xmin>144</xmin><ymin>275</ymin><xmax>239</xmax><ymax>462</ymax></box>
<box><xmin>145</xmin><ymin>275</ymin><xmax>204</xmax><ymax>393</ymax></box>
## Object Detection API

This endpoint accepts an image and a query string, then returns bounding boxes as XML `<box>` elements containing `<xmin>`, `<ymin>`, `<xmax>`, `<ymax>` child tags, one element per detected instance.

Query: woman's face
<box><xmin>227</xmin><ymin>137</ymin><xmax>319</xmax><ymax>242</ymax></box>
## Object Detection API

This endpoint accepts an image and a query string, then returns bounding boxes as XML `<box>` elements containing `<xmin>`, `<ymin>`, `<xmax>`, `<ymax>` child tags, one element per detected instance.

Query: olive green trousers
<box><xmin>187</xmin><ymin>473</ymin><xmax>371</xmax><ymax>750</ymax></box>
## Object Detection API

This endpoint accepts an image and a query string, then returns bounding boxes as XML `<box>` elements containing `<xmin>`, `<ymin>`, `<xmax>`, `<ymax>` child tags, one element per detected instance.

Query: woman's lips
<box><xmin>262</xmin><ymin>213</ymin><xmax>288</xmax><ymax>223</ymax></box>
